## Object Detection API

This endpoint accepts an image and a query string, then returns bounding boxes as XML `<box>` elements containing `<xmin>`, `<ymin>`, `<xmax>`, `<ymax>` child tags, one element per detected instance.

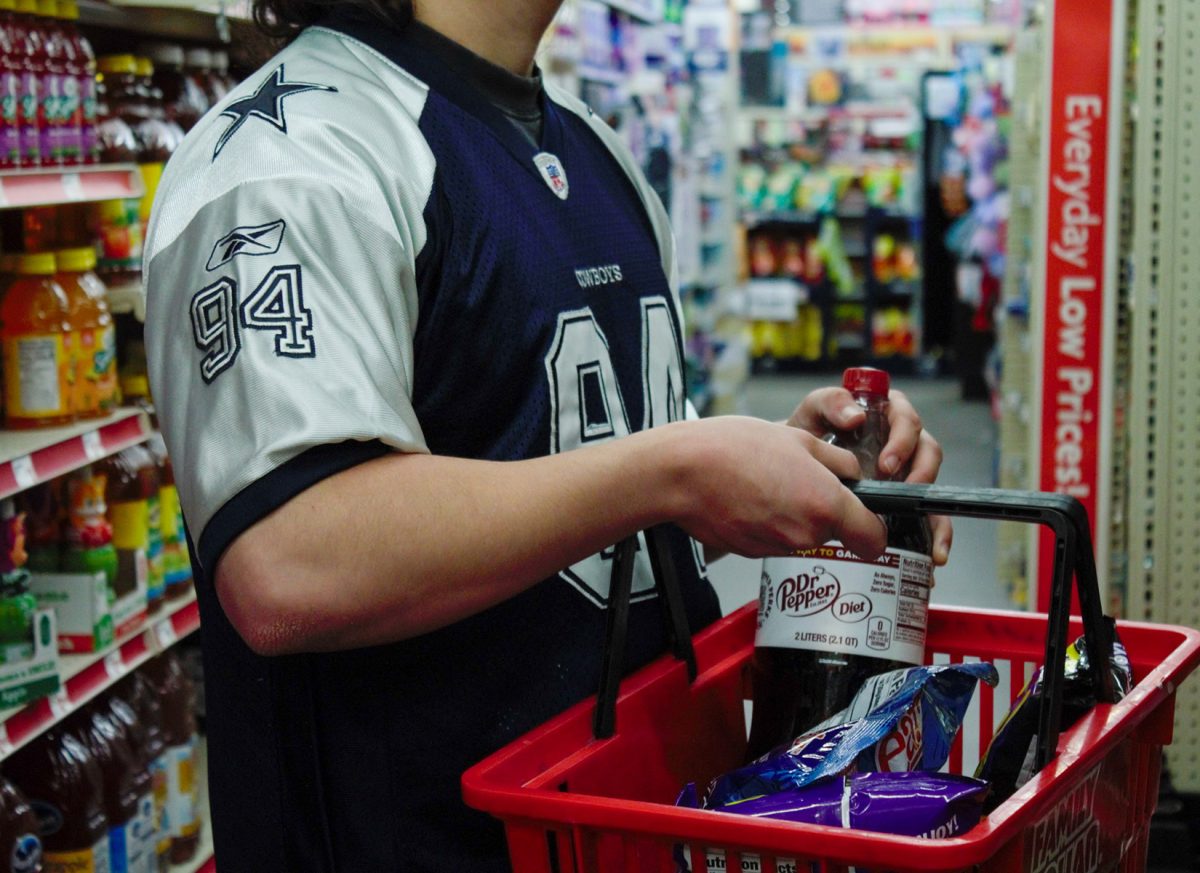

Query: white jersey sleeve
<box><xmin>144</xmin><ymin>28</ymin><xmax>437</xmax><ymax>562</ymax></box>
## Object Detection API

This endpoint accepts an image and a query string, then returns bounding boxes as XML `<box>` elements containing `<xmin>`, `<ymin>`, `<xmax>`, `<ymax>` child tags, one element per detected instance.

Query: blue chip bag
<box><xmin>706</xmin><ymin>662</ymin><xmax>999</xmax><ymax>808</ymax></box>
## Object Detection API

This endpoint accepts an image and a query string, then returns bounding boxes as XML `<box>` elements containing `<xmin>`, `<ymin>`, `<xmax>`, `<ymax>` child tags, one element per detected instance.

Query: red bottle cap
<box><xmin>843</xmin><ymin>367</ymin><xmax>890</xmax><ymax>397</ymax></box>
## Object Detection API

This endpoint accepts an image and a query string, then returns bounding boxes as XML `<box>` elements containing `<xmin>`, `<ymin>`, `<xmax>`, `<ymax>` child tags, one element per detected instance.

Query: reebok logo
<box><xmin>206</xmin><ymin>219</ymin><xmax>287</xmax><ymax>271</ymax></box>
<box><xmin>574</xmin><ymin>264</ymin><xmax>624</xmax><ymax>289</ymax></box>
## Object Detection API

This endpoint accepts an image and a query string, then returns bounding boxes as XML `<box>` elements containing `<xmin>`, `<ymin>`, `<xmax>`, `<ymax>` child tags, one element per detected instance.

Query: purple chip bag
<box><xmin>716</xmin><ymin>772</ymin><xmax>989</xmax><ymax>839</ymax></box>
<box><xmin>707</xmin><ymin>662</ymin><xmax>998</xmax><ymax>807</ymax></box>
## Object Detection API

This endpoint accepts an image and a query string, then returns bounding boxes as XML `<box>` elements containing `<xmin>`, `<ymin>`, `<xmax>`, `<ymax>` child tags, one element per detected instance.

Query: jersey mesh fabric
<box><xmin>145</xmin><ymin>12</ymin><xmax>721</xmax><ymax>872</ymax></box>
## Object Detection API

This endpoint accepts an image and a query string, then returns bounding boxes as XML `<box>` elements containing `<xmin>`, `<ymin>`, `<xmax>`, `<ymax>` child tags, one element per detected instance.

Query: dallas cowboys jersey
<box><xmin>144</xmin><ymin>11</ymin><xmax>720</xmax><ymax>872</ymax></box>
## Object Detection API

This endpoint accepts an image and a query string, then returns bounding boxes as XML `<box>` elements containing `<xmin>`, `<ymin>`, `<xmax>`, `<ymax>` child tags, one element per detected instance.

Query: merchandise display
<box><xmin>747</xmin><ymin>367</ymin><xmax>933</xmax><ymax>759</ymax></box>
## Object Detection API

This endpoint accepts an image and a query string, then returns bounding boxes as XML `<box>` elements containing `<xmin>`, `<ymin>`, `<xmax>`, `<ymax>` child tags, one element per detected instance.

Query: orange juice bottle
<box><xmin>1</xmin><ymin>251</ymin><xmax>71</xmax><ymax>428</ymax></box>
<box><xmin>56</xmin><ymin>246</ymin><xmax>115</xmax><ymax>418</ymax></box>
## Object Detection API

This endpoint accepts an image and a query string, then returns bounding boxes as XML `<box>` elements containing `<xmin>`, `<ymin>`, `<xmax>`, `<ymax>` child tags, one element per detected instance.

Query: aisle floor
<box><xmin>706</xmin><ymin>374</ymin><xmax>1013</xmax><ymax>615</ymax></box>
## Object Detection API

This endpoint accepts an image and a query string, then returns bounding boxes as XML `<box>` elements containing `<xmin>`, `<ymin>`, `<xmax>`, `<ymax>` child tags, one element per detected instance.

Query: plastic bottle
<box><xmin>33</xmin><ymin>0</ymin><xmax>65</xmax><ymax>166</ymax></box>
<box><xmin>55</xmin><ymin>246</ymin><xmax>116</xmax><ymax>418</ymax></box>
<box><xmin>0</xmin><ymin>0</ymin><xmax>21</xmax><ymax>170</ymax></box>
<box><xmin>746</xmin><ymin>368</ymin><xmax>934</xmax><ymax>760</ymax></box>
<box><xmin>12</xmin><ymin>0</ymin><xmax>42</xmax><ymax>167</ymax></box>
<box><xmin>181</xmin><ymin>47</ymin><xmax>212</xmax><ymax>116</ymax></box>
<box><xmin>131</xmin><ymin>56</ymin><xmax>179</xmax><ymax>237</ymax></box>
<box><xmin>0</xmin><ymin>497</ymin><xmax>36</xmax><ymax>665</ymax></box>
<box><xmin>54</xmin><ymin>0</ymin><xmax>89</xmax><ymax>164</ymax></box>
<box><xmin>5</xmin><ymin>728</ymin><xmax>109</xmax><ymax>873</ymax></box>
<box><xmin>1</xmin><ymin>252</ymin><xmax>72</xmax><ymax>429</ymax></box>
<box><xmin>146</xmin><ymin>434</ymin><xmax>189</xmax><ymax>600</ymax></box>
<box><xmin>102</xmin><ymin>693</ymin><xmax>157</xmax><ymax>873</ymax></box>
<box><xmin>75</xmin><ymin>705</ymin><xmax>153</xmax><ymax>873</ymax></box>
<box><xmin>0</xmin><ymin>776</ymin><xmax>42</xmax><ymax>873</ymax></box>
<box><xmin>92</xmin><ymin>61</ymin><xmax>137</xmax><ymax>164</ymax></box>
<box><xmin>112</xmin><ymin>673</ymin><xmax>168</xmax><ymax>873</ymax></box>
<box><xmin>99</xmin><ymin>446</ymin><xmax>162</xmax><ymax>613</ymax></box>
<box><xmin>142</xmin><ymin>653</ymin><xmax>198</xmax><ymax>865</ymax></box>
<box><xmin>60</xmin><ymin>466</ymin><xmax>117</xmax><ymax>591</ymax></box>
<box><xmin>17</xmin><ymin>480</ymin><xmax>60</xmax><ymax>573</ymax></box>
<box><xmin>141</xmin><ymin>43</ymin><xmax>198</xmax><ymax>132</ymax></box>
<box><xmin>208</xmin><ymin>49</ymin><xmax>232</xmax><ymax>102</ymax></box>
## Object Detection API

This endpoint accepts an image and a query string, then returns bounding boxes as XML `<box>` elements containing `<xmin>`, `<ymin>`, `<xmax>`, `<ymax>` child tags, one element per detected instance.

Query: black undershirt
<box><xmin>404</xmin><ymin>19</ymin><xmax>544</xmax><ymax>146</ymax></box>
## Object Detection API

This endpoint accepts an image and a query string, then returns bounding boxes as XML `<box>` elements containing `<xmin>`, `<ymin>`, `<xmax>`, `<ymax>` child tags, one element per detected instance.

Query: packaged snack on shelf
<box><xmin>708</xmin><ymin>662</ymin><xmax>998</xmax><ymax>808</ymax></box>
<box><xmin>976</xmin><ymin>621</ymin><xmax>1133</xmax><ymax>810</ymax></box>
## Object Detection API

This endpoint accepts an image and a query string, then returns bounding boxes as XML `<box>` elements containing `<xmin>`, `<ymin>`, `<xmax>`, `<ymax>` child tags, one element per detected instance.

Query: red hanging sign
<box><xmin>1035</xmin><ymin>0</ymin><xmax>1119</xmax><ymax>612</ymax></box>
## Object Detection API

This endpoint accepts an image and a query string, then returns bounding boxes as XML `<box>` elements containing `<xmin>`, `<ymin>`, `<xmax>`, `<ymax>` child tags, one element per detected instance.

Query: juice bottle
<box><xmin>0</xmin><ymin>0</ymin><xmax>21</xmax><ymax>170</ymax></box>
<box><xmin>33</xmin><ymin>0</ymin><xmax>61</xmax><ymax>167</ymax></box>
<box><xmin>16</xmin><ymin>480</ymin><xmax>60</xmax><ymax>573</ymax></box>
<box><xmin>209</xmin><ymin>49</ymin><xmax>232</xmax><ymax>103</ymax></box>
<box><xmin>99</xmin><ymin>446</ymin><xmax>161</xmax><ymax>614</ymax></box>
<box><xmin>92</xmin><ymin>64</ymin><xmax>136</xmax><ymax>164</ymax></box>
<box><xmin>12</xmin><ymin>0</ymin><xmax>41</xmax><ymax>167</ymax></box>
<box><xmin>113</xmin><ymin>673</ymin><xmax>168</xmax><ymax>873</ymax></box>
<box><xmin>76</xmin><ymin>705</ymin><xmax>153</xmax><ymax>873</ymax></box>
<box><xmin>0</xmin><ymin>497</ymin><xmax>35</xmax><ymax>665</ymax></box>
<box><xmin>746</xmin><ymin>368</ymin><xmax>934</xmax><ymax>760</ymax></box>
<box><xmin>142</xmin><ymin>653</ymin><xmax>198</xmax><ymax>865</ymax></box>
<box><xmin>141</xmin><ymin>43</ymin><xmax>196</xmax><ymax>132</ymax></box>
<box><xmin>146</xmin><ymin>434</ymin><xmax>189</xmax><ymax>600</ymax></box>
<box><xmin>60</xmin><ymin>466</ymin><xmax>117</xmax><ymax>591</ymax></box>
<box><xmin>1</xmin><ymin>252</ymin><xmax>72</xmax><ymax>429</ymax></box>
<box><xmin>5</xmin><ymin>727</ymin><xmax>110</xmax><ymax>873</ymax></box>
<box><xmin>0</xmin><ymin>776</ymin><xmax>43</xmax><ymax>873</ymax></box>
<box><xmin>102</xmin><ymin>693</ymin><xmax>157</xmax><ymax>873</ymax></box>
<box><xmin>55</xmin><ymin>246</ymin><xmax>116</xmax><ymax>418</ymax></box>
<box><xmin>56</xmin><ymin>0</ymin><xmax>89</xmax><ymax>163</ymax></box>
<box><xmin>180</xmin><ymin>47</ymin><xmax>211</xmax><ymax>119</ymax></box>
<box><xmin>131</xmin><ymin>56</ymin><xmax>178</xmax><ymax>235</ymax></box>
<box><xmin>115</xmin><ymin>318</ymin><xmax>148</xmax><ymax>406</ymax></box>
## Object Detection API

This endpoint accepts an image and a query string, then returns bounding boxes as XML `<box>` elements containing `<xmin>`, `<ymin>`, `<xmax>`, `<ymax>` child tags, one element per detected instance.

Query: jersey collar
<box><xmin>315</xmin><ymin>10</ymin><xmax>570</xmax><ymax>188</ymax></box>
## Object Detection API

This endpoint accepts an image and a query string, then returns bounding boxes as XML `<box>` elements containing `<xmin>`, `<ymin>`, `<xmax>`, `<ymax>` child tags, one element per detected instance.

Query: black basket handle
<box><xmin>847</xmin><ymin>482</ymin><xmax>1119</xmax><ymax>770</ymax></box>
<box><xmin>596</xmin><ymin>483</ymin><xmax>1119</xmax><ymax>774</ymax></box>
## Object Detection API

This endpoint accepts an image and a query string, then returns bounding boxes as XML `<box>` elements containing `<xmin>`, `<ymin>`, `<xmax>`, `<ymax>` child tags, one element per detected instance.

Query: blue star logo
<box><xmin>212</xmin><ymin>64</ymin><xmax>337</xmax><ymax>160</ymax></box>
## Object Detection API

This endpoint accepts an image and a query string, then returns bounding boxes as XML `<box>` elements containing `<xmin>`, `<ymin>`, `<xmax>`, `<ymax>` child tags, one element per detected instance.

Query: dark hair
<box><xmin>252</xmin><ymin>0</ymin><xmax>412</xmax><ymax>42</ymax></box>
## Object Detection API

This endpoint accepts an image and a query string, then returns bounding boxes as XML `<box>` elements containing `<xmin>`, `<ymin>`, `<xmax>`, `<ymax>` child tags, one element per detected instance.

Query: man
<box><xmin>144</xmin><ymin>1</ymin><xmax>950</xmax><ymax>870</ymax></box>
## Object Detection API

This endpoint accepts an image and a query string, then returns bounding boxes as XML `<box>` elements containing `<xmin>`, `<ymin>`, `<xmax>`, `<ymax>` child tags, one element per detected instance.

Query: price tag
<box><xmin>61</xmin><ymin>173</ymin><xmax>84</xmax><ymax>201</ymax></box>
<box><xmin>0</xmin><ymin>723</ymin><xmax>14</xmax><ymax>758</ymax></box>
<box><xmin>10</xmin><ymin>456</ymin><xmax>35</xmax><ymax>490</ymax></box>
<box><xmin>47</xmin><ymin>688</ymin><xmax>71</xmax><ymax>720</ymax></box>
<box><xmin>104</xmin><ymin>650</ymin><xmax>124</xmax><ymax>679</ymax></box>
<box><xmin>154</xmin><ymin>619</ymin><xmax>177</xmax><ymax>650</ymax></box>
<box><xmin>82</xmin><ymin>430</ymin><xmax>105</xmax><ymax>461</ymax></box>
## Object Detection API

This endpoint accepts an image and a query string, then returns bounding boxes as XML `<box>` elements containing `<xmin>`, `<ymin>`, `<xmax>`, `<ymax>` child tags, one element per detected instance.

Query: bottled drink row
<box><xmin>0</xmin><ymin>0</ymin><xmax>233</xmax><ymax>169</ymax></box>
<box><xmin>21</xmin><ymin>438</ymin><xmax>191</xmax><ymax>616</ymax></box>
<box><xmin>0</xmin><ymin>650</ymin><xmax>203</xmax><ymax>873</ymax></box>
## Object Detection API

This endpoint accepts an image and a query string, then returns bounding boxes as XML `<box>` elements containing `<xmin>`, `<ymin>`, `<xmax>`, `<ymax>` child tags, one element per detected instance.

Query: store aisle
<box><xmin>707</xmin><ymin>374</ymin><xmax>1013</xmax><ymax>615</ymax></box>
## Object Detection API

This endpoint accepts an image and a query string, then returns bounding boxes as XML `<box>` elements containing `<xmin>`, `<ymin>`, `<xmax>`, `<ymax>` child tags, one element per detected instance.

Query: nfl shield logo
<box><xmin>533</xmin><ymin>152</ymin><xmax>569</xmax><ymax>200</ymax></box>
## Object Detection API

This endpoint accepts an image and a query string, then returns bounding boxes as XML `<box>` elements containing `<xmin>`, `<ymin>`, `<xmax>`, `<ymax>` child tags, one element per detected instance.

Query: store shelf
<box><xmin>0</xmin><ymin>592</ymin><xmax>199</xmax><ymax>759</ymax></box>
<box><xmin>0</xmin><ymin>408</ymin><xmax>153</xmax><ymax>500</ymax></box>
<box><xmin>0</xmin><ymin>164</ymin><xmax>143</xmax><ymax>210</ymax></box>
<box><xmin>79</xmin><ymin>0</ymin><xmax>254</xmax><ymax>40</ymax></box>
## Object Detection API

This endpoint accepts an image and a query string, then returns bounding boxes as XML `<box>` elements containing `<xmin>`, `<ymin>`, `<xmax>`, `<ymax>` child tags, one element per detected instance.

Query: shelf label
<box><xmin>104</xmin><ymin>650</ymin><xmax>125</xmax><ymax>679</ymax></box>
<box><xmin>154</xmin><ymin>619</ymin><xmax>177</xmax><ymax>650</ymax></box>
<box><xmin>48</xmin><ymin>688</ymin><xmax>71</xmax><ymax>720</ymax></box>
<box><xmin>82</xmin><ymin>430</ymin><xmax>105</xmax><ymax>461</ymax></box>
<box><xmin>11</xmin><ymin>456</ymin><xmax>36</xmax><ymax>490</ymax></box>
<box><xmin>61</xmin><ymin>173</ymin><xmax>84</xmax><ymax>201</ymax></box>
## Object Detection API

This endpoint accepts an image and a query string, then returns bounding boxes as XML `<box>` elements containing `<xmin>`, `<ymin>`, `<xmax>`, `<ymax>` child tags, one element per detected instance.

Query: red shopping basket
<box><xmin>462</xmin><ymin>484</ymin><xmax>1200</xmax><ymax>873</ymax></box>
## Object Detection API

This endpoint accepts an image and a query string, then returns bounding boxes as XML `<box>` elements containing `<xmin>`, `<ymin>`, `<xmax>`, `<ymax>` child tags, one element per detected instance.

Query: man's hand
<box><xmin>785</xmin><ymin>388</ymin><xmax>953</xmax><ymax>565</ymax></box>
<box><xmin>668</xmin><ymin>417</ymin><xmax>887</xmax><ymax>561</ymax></box>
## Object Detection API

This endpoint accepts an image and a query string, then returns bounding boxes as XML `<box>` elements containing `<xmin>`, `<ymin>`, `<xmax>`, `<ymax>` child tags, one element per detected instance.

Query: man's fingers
<box><xmin>904</xmin><ymin>430</ymin><xmax>944</xmax><ymax>485</ymax></box>
<box><xmin>880</xmin><ymin>389</ymin><xmax>921</xmax><ymax>477</ymax></box>
<box><xmin>931</xmin><ymin>515</ymin><xmax>953</xmax><ymax>566</ymax></box>
<box><xmin>803</xmin><ymin>433</ymin><xmax>863</xmax><ymax>481</ymax></box>
<box><xmin>836</xmin><ymin>487</ymin><xmax>888</xmax><ymax>560</ymax></box>
<box><xmin>787</xmin><ymin>387</ymin><xmax>864</xmax><ymax>435</ymax></box>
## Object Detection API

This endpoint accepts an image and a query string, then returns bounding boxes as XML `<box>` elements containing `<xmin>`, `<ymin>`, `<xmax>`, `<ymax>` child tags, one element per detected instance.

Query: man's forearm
<box><xmin>215</xmin><ymin>424</ymin><xmax>688</xmax><ymax>655</ymax></box>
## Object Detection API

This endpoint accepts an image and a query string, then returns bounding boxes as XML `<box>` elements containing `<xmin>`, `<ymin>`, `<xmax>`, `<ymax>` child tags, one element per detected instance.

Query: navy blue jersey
<box><xmin>145</xmin><ymin>13</ymin><xmax>720</xmax><ymax>872</ymax></box>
